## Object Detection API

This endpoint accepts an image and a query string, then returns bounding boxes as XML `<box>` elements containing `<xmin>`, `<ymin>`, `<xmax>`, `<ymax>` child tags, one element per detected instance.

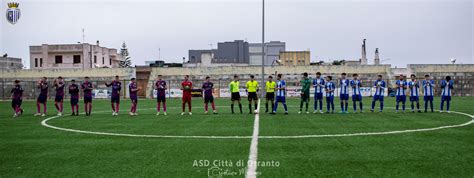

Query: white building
<box><xmin>249</xmin><ymin>41</ymin><xmax>285</xmax><ymax>66</ymax></box>
<box><xmin>183</xmin><ymin>52</ymin><xmax>249</xmax><ymax>68</ymax></box>
<box><xmin>29</xmin><ymin>42</ymin><xmax>121</xmax><ymax>69</ymax></box>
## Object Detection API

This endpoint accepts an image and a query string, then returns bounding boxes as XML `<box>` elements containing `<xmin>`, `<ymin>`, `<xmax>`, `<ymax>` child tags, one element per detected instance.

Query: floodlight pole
<box><xmin>261</xmin><ymin>0</ymin><xmax>265</xmax><ymax>96</ymax></box>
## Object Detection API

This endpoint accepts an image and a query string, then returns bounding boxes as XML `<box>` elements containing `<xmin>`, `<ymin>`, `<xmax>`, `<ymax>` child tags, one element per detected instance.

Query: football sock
<box><xmin>430</xmin><ymin>101</ymin><xmax>433</xmax><ymax>112</ymax></box>
<box><xmin>43</xmin><ymin>103</ymin><xmax>47</xmax><ymax>113</ymax></box>
<box><xmin>319</xmin><ymin>100</ymin><xmax>323</xmax><ymax>111</ymax></box>
<box><xmin>37</xmin><ymin>102</ymin><xmax>40</xmax><ymax>113</ymax></box>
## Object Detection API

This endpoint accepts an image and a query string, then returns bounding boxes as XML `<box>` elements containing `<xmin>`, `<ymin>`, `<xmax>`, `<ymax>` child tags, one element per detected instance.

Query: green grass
<box><xmin>0</xmin><ymin>97</ymin><xmax>473</xmax><ymax>177</ymax></box>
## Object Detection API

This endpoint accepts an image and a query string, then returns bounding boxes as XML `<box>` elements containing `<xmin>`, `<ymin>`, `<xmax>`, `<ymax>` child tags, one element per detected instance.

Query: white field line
<box><xmin>40</xmin><ymin>108</ymin><xmax>474</xmax><ymax>139</ymax></box>
<box><xmin>245</xmin><ymin>99</ymin><xmax>261</xmax><ymax>178</ymax></box>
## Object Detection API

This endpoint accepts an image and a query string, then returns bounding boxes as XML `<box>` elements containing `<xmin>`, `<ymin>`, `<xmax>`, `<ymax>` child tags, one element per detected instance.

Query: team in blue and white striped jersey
<box><xmin>422</xmin><ymin>74</ymin><xmax>435</xmax><ymax>112</ymax></box>
<box><xmin>312</xmin><ymin>72</ymin><xmax>325</xmax><ymax>113</ymax></box>
<box><xmin>440</xmin><ymin>76</ymin><xmax>454</xmax><ymax>113</ymax></box>
<box><xmin>339</xmin><ymin>73</ymin><xmax>350</xmax><ymax>113</ymax></box>
<box><xmin>395</xmin><ymin>75</ymin><xmax>408</xmax><ymax>113</ymax></box>
<box><xmin>325</xmin><ymin>76</ymin><xmax>335</xmax><ymax>113</ymax></box>
<box><xmin>408</xmin><ymin>74</ymin><xmax>421</xmax><ymax>112</ymax></box>
<box><xmin>350</xmin><ymin>73</ymin><xmax>363</xmax><ymax>113</ymax></box>
<box><xmin>371</xmin><ymin>75</ymin><xmax>386</xmax><ymax>112</ymax></box>
<box><xmin>271</xmin><ymin>74</ymin><xmax>288</xmax><ymax>114</ymax></box>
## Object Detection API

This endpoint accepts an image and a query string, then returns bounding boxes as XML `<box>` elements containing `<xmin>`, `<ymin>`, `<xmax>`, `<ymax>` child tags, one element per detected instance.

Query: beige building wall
<box><xmin>29</xmin><ymin>43</ymin><xmax>120</xmax><ymax>69</ymax></box>
<box><xmin>279</xmin><ymin>51</ymin><xmax>310</xmax><ymax>66</ymax></box>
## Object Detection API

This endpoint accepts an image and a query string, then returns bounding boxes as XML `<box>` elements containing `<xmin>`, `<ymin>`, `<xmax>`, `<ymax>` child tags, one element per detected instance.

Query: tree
<box><xmin>332</xmin><ymin>60</ymin><xmax>346</xmax><ymax>66</ymax></box>
<box><xmin>119</xmin><ymin>42</ymin><xmax>132</xmax><ymax>68</ymax></box>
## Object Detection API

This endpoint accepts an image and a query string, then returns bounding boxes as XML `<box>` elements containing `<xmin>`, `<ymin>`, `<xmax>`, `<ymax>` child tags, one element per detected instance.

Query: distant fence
<box><xmin>1</xmin><ymin>77</ymin><xmax>472</xmax><ymax>100</ymax></box>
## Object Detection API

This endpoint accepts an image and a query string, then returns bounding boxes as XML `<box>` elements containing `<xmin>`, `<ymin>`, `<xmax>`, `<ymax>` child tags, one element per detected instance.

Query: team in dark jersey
<box><xmin>202</xmin><ymin>76</ymin><xmax>217</xmax><ymax>114</ymax></box>
<box><xmin>69</xmin><ymin>79</ymin><xmax>80</xmax><ymax>116</ymax></box>
<box><xmin>82</xmin><ymin>77</ymin><xmax>94</xmax><ymax>116</ymax></box>
<box><xmin>129</xmin><ymin>78</ymin><xmax>141</xmax><ymax>116</ymax></box>
<box><xmin>105</xmin><ymin>75</ymin><xmax>122</xmax><ymax>116</ymax></box>
<box><xmin>11</xmin><ymin>80</ymin><xmax>24</xmax><ymax>118</ymax></box>
<box><xmin>53</xmin><ymin>76</ymin><xmax>65</xmax><ymax>116</ymax></box>
<box><xmin>154</xmin><ymin>75</ymin><xmax>167</xmax><ymax>115</ymax></box>
<box><xmin>35</xmin><ymin>77</ymin><xmax>49</xmax><ymax>117</ymax></box>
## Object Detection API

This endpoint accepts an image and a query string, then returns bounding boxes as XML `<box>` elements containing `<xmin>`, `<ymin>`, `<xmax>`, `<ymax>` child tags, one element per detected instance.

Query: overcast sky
<box><xmin>1</xmin><ymin>0</ymin><xmax>472</xmax><ymax>68</ymax></box>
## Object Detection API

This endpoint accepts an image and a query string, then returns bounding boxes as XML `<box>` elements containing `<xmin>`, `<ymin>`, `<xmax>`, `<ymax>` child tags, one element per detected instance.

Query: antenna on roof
<box><xmin>82</xmin><ymin>28</ymin><xmax>85</xmax><ymax>44</ymax></box>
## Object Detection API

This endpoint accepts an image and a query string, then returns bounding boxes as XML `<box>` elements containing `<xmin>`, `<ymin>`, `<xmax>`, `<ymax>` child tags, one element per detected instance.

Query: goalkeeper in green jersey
<box><xmin>299</xmin><ymin>72</ymin><xmax>311</xmax><ymax>114</ymax></box>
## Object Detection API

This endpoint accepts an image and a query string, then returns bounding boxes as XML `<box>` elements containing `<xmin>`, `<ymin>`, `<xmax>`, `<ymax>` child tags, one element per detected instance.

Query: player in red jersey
<box><xmin>181</xmin><ymin>75</ymin><xmax>193</xmax><ymax>115</ymax></box>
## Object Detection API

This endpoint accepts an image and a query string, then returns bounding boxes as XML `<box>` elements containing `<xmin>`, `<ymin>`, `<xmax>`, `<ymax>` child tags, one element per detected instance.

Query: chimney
<box><xmin>96</xmin><ymin>40</ymin><xmax>100</xmax><ymax>46</ymax></box>
<box><xmin>374</xmin><ymin>48</ymin><xmax>380</xmax><ymax>65</ymax></box>
<box><xmin>361</xmin><ymin>39</ymin><xmax>367</xmax><ymax>65</ymax></box>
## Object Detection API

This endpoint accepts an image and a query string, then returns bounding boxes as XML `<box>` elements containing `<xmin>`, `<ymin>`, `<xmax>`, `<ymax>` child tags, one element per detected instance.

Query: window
<box><xmin>35</xmin><ymin>58</ymin><xmax>38</xmax><ymax>67</ymax></box>
<box><xmin>109</xmin><ymin>58</ymin><xmax>112</xmax><ymax>65</ymax></box>
<box><xmin>55</xmin><ymin>55</ymin><xmax>63</xmax><ymax>64</ymax></box>
<box><xmin>40</xmin><ymin>58</ymin><xmax>43</xmax><ymax>67</ymax></box>
<box><xmin>73</xmin><ymin>55</ymin><xmax>81</xmax><ymax>64</ymax></box>
<box><xmin>94</xmin><ymin>55</ymin><xmax>97</xmax><ymax>63</ymax></box>
<box><xmin>102</xmin><ymin>57</ymin><xmax>105</xmax><ymax>64</ymax></box>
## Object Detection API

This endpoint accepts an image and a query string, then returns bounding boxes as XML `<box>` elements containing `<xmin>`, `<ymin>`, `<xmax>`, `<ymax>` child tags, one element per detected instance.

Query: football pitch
<box><xmin>1</xmin><ymin>97</ymin><xmax>473</xmax><ymax>177</ymax></box>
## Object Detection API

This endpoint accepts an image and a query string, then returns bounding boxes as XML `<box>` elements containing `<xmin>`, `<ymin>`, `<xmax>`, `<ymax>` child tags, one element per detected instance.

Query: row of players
<box><xmin>9</xmin><ymin>72</ymin><xmax>454</xmax><ymax>117</ymax></box>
